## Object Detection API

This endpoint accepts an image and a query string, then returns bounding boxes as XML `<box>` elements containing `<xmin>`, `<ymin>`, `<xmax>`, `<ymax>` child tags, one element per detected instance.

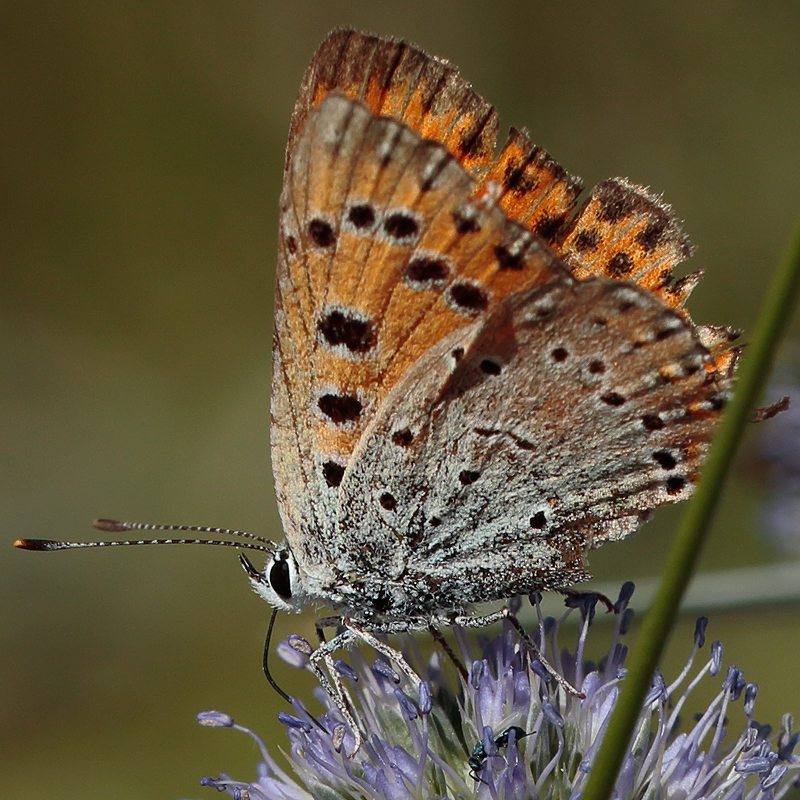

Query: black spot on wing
<box><xmin>573</xmin><ymin>229</ymin><xmax>600</xmax><ymax>252</ymax></box>
<box><xmin>406</xmin><ymin>257</ymin><xmax>449</xmax><ymax>286</ymax></box>
<box><xmin>392</xmin><ymin>428</ymin><xmax>414</xmax><ymax>447</ymax></box>
<box><xmin>318</xmin><ymin>393</ymin><xmax>362</xmax><ymax>423</ymax></box>
<box><xmin>652</xmin><ymin>450</ymin><xmax>677</xmax><ymax>470</ymax></box>
<box><xmin>348</xmin><ymin>204</ymin><xmax>376</xmax><ymax>229</ymax></box>
<box><xmin>379</xmin><ymin>492</ymin><xmax>397</xmax><ymax>511</ymax></box>
<box><xmin>642</xmin><ymin>414</ymin><xmax>664</xmax><ymax>431</ymax></box>
<box><xmin>495</xmin><ymin>244</ymin><xmax>523</xmax><ymax>270</ymax></box>
<box><xmin>459</xmin><ymin>470</ymin><xmax>480</xmax><ymax>485</ymax></box>
<box><xmin>588</xmin><ymin>359</ymin><xmax>605</xmax><ymax>374</ymax></box>
<box><xmin>666</xmin><ymin>475</ymin><xmax>687</xmax><ymax>495</ymax></box>
<box><xmin>600</xmin><ymin>392</ymin><xmax>626</xmax><ymax>407</ymax></box>
<box><xmin>322</xmin><ymin>461</ymin><xmax>345</xmax><ymax>487</ymax></box>
<box><xmin>448</xmin><ymin>282</ymin><xmax>488</xmax><ymax>313</ymax></box>
<box><xmin>309</xmin><ymin>219</ymin><xmax>336</xmax><ymax>248</ymax></box>
<box><xmin>452</xmin><ymin>207</ymin><xmax>481</xmax><ymax>234</ymax></box>
<box><xmin>530</xmin><ymin>511</ymin><xmax>547</xmax><ymax>529</ymax></box>
<box><xmin>597</xmin><ymin>183</ymin><xmax>636</xmax><ymax>222</ymax></box>
<box><xmin>384</xmin><ymin>213</ymin><xmax>419</xmax><ymax>241</ymax></box>
<box><xmin>636</xmin><ymin>217</ymin><xmax>668</xmax><ymax>252</ymax></box>
<box><xmin>607</xmin><ymin>252</ymin><xmax>633</xmax><ymax>277</ymax></box>
<box><xmin>317</xmin><ymin>310</ymin><xmax>375</xmax><ymax>353</ymax></box>
<box><xmin>535</xmin><ymin>214</ymin><xmax>564</xmax><ymax>243</ymax></box>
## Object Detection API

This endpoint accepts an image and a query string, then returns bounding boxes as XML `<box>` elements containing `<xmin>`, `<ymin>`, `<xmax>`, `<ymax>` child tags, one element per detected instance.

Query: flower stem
<box><xmin>581</xmin><ymin>213</ymin><xmax>800</xmax><ymax>800</ymax></box>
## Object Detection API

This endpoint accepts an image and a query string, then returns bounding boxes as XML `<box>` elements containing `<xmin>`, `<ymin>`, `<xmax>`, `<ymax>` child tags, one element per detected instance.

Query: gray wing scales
<box><xmin>340</xmin><ymin>276</ymin><xmax>726</xmax><ymax>604</ymax></box>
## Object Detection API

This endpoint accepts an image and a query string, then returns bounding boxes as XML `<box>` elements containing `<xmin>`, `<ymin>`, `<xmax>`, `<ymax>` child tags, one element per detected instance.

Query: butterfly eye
<box><xmin>269</xmin><ymin>558</ymin><xmax>292</xmax><ymax>599</ymax></box>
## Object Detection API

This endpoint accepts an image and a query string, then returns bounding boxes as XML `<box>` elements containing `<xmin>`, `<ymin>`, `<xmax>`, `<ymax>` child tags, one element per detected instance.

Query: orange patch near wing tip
<box><xmin>426</xmin><ymin>113</ymin><xmax>467</xmax><ymax>148</ymax></box>
<box><xmin>310</xmin><ymin>76</ymin><xmax>485</xmax><ymax>165</ymax></box>
<box><xmin>312</xmin><ymin>82</ymin><xmax>351</xmax><ymax>108</ymax></box>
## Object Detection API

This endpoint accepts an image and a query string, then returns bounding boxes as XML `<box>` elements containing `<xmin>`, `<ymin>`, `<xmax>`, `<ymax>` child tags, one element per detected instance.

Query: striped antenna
<box><xmin>14</xmin><ymin>518</ymin><xmax>275</xmax><ymax>554</ymax></box>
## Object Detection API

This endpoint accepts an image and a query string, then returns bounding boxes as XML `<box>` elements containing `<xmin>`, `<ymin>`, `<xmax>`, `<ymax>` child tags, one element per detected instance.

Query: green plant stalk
<box><xmin>581</xmin><ymin>215</ymin><xmax>800</xmax><ymax>800</ymax></box>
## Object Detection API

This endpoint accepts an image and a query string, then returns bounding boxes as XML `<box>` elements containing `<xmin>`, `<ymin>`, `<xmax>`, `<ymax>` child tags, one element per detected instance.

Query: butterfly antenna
<box><xmin>14</xmin><ymin>519</ymin><xmax>275</xmax><ymax>554</ymax></box>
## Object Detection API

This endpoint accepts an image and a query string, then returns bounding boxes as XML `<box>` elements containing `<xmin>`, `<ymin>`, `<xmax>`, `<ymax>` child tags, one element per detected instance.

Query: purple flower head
<box><xmin>197</xmin><ymin>591</ymin><xmax>800</xmax><ymax>800</ymax></box>
<box><xmin>196</xmin><ymin>711</ymin><xmax>234</xmax><ymax>728</ymax></box>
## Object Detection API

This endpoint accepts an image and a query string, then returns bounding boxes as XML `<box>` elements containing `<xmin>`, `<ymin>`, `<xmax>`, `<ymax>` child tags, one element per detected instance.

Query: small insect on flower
<box><xmin>468</xmin><ymin>725</ymin><xmax>531</xmax><ymax>782</ymax></box>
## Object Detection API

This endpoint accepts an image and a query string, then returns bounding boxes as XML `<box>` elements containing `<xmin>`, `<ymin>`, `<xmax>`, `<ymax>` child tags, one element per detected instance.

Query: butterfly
<box><xmin>16</xmin><ymin>29</ymin><xmax>738</xmax><ymax>753</ymax></box>
<box><xmin>262</xmin><ymin>28</ymin><xmax>736</xmax><ymax>621</ymax></box>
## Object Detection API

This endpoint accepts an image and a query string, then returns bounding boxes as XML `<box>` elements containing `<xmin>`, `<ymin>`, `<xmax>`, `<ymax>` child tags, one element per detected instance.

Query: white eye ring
<box><xmin>244</xmin><ymin>548</ymin><xmax>307</xmax><ymax>614</ymax></box>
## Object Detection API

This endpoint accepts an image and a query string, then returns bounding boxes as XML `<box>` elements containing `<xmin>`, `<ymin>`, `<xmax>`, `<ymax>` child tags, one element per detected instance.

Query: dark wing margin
<box><xmin>286</xmin><ymin>29</ymin><xmax>500</xmax><ymax>177</ymax></box>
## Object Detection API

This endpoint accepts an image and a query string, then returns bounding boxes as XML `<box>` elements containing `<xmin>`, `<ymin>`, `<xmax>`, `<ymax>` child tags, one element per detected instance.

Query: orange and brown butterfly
<box><xmin>268</xmin><ymin>28</ymin><xmax>738</xmax><ymax>620</ymax></box>
<box><xmin>15</xmin><ymin>28</ymin><xmax>738</xmax><ymax>632</ymax></box>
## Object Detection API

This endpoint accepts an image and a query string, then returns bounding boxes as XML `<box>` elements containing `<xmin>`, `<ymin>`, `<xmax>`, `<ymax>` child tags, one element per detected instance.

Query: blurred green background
<box><xmin>3</xmin><ymin>2</ymin><xmax>800</xmax><ymax>799</ymax></box>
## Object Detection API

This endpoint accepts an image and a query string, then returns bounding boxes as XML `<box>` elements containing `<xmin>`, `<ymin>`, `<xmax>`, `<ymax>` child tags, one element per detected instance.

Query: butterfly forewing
<box><xmin>273</xmin><ymin>93</ymin><xmax>569</xmax><ymax>568</ymax></box>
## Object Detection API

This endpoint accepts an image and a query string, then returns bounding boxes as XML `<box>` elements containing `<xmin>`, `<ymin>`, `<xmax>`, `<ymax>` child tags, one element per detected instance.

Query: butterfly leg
<box><xmin>556</xmin><ymin>587</ymin><xmax>615</xmax><ymax>613</ymax></box>
<box><xmin>299</xmin><ymin>620</ymin><xmax>365</xmax><ymax>756</ymax></box>
<box><xmin>445</xmin><ymin>608</ymin><xmax>585</xmax><ymax>698</ymax></box>
<box><xmin>428</xmin><ymin>624</ymin><xmax>468</xmax><ymax>680</ymax></box>
<box><xmin>342</xmin><ymin>619</ymin><xmax>423</xmax><ymax>692</ymax></box>
<box><xmin>305</xmin><ymin>617</ymin><xmax>424</xmax><ymax>754</ymax></box>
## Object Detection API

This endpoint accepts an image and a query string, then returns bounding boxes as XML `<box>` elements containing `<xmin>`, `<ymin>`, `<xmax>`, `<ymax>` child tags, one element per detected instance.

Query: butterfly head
<box><xmin>15</xmin><ymin>519</ymin><xmax>316</xmax><ymax>611</ymax></box>
<box><xmin>239</xmin><ymin>545</ymin><xmax>310</xmax><ymax>614</ymax></box>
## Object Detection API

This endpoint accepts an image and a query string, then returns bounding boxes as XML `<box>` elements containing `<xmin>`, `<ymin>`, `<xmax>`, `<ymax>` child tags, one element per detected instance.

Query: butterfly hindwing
<box><xmin>340</xmin><ymin>275</ymin><xmax>726</xmax><ymax>608</ymax></box>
